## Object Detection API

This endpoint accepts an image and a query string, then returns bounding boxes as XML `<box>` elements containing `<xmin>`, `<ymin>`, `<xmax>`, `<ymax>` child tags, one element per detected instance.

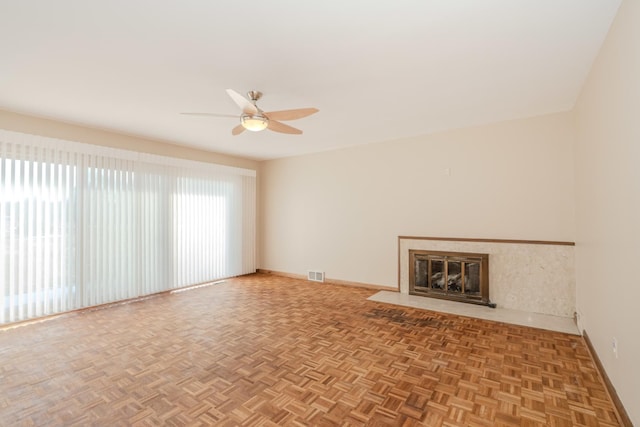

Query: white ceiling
<box><xmin>0</xmin><ymin>1</ymin><xmax>621</xmax><ymax>161</ymax></box>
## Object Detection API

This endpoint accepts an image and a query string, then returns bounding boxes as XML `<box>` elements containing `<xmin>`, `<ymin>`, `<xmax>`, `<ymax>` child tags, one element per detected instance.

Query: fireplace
<box><xmin>408</xmin><ymin>250</ymin><xmax>494</xmax><ymax>307</ymax></box>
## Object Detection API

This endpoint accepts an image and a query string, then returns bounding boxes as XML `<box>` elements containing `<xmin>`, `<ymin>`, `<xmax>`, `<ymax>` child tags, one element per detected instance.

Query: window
<box><xmin>0</xmin><ymin>130</ymin><xmax>256</xmax><ymax>324</ymax></box>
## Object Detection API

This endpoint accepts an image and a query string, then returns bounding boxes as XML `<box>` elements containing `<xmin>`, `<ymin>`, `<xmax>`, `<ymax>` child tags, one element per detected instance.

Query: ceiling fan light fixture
<box><xmin>241</xmin><ymin>114</ymin><xmax>269</xmax><ymax>132</ymax></box>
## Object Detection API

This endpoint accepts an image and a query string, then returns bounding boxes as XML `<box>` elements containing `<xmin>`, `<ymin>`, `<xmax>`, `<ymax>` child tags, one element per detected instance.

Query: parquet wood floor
<box><xmin>0</xmin><ymin>274</ymin><xmax>620</xmax><ymax>426</ymax></box>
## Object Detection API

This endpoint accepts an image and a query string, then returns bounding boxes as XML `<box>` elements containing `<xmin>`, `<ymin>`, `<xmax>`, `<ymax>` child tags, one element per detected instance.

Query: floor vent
<box><xmin>307</xmin><ymin>271</ymin><xmax>325</xmax><ymax>282</ymax></box>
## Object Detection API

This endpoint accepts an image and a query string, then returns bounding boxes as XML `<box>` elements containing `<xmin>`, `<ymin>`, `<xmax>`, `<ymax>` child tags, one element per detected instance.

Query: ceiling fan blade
<box><xmin>226</xmin><ymin>89</ymin><xmax>258</xmax><ymax>115</ymax></box>
<box><xmin>231</xmin><ymin>124</ymin><xmax>246</xmax><ymax>136</ymax></box>
<box><xmin>267</xmin><ymin>120</ymin><xmax>303</xmax><ymax>135</ymax></box>
<box><xmin>264</xmin><ymin>108</ymin><xmax>319</xmax><ymax>121</ymax></box>
<box><xmin>180</xmin><ymin>112</ymin><xmax>237</xmax><ymax>118</ymax></box>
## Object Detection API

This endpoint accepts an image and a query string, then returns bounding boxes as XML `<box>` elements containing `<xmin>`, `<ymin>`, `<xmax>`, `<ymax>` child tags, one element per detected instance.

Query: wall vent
<box><xmin>307</xmin><ymin>271</ymin><xmax>325</xmax><ymax>282</ymax></box>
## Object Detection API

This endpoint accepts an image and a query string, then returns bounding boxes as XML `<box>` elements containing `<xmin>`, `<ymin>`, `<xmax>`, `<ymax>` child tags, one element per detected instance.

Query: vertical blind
<box><xmin>0</xmin><ymin>130</ymin><xmax>256</xmax><ymax>325</ymax></box>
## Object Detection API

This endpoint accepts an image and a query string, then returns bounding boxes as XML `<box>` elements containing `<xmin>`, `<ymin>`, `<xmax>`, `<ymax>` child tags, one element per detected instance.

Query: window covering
<box><xmin>0</xmin><ymin>130</ymin><xmax>256</xmax><ymax>324</ymax></box>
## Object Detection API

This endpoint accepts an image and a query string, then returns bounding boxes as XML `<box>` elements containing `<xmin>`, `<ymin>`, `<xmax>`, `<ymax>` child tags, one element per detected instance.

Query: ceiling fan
<box><xmin>182</xmin><ymin>89</ymin><xmax>319</xmax><ymax>136</ymax></box>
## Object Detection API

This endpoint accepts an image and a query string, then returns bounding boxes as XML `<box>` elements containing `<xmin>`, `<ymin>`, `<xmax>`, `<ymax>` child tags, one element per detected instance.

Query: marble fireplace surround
<box><xmin>398</xmin><ymin>236</ymin><xmax>576</xmax><ymax>317</ymax></box>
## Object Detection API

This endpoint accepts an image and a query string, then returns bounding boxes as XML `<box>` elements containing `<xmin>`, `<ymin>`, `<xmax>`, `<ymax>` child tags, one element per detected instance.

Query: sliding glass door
<box><xmin>0</xmin><ymin>130</ymin><xmax>256</xmax><ymax>325</ymax></box>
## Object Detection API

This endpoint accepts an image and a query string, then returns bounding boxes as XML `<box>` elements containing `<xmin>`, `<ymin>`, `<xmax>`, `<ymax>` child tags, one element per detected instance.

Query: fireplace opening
<box><xmin>409</xmin><ymin>250</ymin><xmax>495</xmax><ymax>307</ymax></box>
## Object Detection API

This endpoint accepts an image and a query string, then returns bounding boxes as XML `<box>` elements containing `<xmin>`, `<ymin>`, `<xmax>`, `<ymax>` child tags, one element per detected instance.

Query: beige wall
<box><xmin>0</xmin><ymin>109</ymin><xmax>259</xmax><ymax>170</ymax></box>
<box><xmin>259</xmin><ymin>112</ymin><xmax>576</xmax><ymax>287</ymax></box>
<box><xmin>574</xmin><ymin>0</ymin><xmax>639</xmax><ymax>422</ymax></box>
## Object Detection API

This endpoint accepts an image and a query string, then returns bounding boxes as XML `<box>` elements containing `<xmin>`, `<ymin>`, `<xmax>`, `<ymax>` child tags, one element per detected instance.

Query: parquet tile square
<box><xmin>0</xmin><ymin>273</ymin><xmax>622</xmax><ymax>426</ymax></box>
